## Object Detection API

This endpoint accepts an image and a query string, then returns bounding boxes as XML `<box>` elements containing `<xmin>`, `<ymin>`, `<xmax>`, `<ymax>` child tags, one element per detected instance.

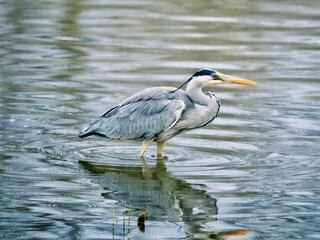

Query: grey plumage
<box><xmin>79</xmin><ymin>69</ymin><xmax>256</xmax><ymax>157</ymax></box>
<box><xmin>79</xmin><ymin>88</ymin><xmax>187</xmax><ymax>139</ymax></box>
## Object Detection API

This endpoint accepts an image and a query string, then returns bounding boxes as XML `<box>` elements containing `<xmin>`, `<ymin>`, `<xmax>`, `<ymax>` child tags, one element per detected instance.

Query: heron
<box><xmin>79</xmin><ymin>69</ymin><xmax>256</xmax><ymax>157</ymax></box>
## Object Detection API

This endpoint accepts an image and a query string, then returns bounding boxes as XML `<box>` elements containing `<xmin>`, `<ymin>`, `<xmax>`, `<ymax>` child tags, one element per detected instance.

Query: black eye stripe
<box><xmin>192</xmin><ymin>69</ymin><xmax>216</xmax><ymax>77</ymax></box>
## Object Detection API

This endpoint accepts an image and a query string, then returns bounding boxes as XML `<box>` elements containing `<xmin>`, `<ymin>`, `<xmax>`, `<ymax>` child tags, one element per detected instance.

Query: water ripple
<box><xmin>1</xmin><ymin>0</ymin><xmax>320</xmax><ymax>239</ymax></box>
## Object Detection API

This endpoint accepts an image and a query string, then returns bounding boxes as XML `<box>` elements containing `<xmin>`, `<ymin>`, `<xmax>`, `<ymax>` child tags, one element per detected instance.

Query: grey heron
<box><xmin>79</xmin><ymin>69</ymin><xmax>256</xmax><ymax>157</ymax></box>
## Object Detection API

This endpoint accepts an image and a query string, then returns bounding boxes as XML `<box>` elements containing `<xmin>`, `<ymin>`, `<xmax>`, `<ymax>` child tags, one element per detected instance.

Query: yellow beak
<box><xmin>221</xmin><ymin>74</ymin><xmax>257</xmax><ymax>85</ymax></box>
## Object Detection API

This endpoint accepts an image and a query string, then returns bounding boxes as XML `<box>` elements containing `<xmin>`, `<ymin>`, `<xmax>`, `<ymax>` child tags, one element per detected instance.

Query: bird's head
<box><xmin>189</xmin><ymin>68</ymin><xmax>257</xmax><ymax>87</ymax></box>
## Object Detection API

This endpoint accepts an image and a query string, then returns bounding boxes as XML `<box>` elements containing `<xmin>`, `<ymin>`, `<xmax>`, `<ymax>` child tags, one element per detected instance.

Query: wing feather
<box><xmin>79</xmin><ymin>87</ymin><xmax>188</xmax><ymax>140</ymax></box>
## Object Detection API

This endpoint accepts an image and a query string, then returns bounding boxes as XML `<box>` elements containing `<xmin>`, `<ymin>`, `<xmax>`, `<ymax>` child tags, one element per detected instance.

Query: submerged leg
<box><xmin>157</xmin><ymin>141</ymin><xmax>166</xmax><ymax>157</ymax></box>
<box><xmin>140</xmin><ymin>138</ymin><xmax>154</xmax><ymax>157</ymax></box>
<box><xmin>139</xmin><ymin>156</ymin><xmax>152</xmax><ymax>178</ymax></box>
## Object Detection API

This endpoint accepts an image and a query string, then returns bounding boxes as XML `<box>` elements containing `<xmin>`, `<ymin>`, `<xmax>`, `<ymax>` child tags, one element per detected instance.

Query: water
<box><xmin>1</xmin><ymin>0</ymin><xmax>320</xmax><ymax>239</ymax></box>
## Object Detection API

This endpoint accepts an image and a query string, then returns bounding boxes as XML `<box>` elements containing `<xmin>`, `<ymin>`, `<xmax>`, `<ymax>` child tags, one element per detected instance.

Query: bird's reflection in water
<box><xmin>80</xmin><ymin>157</ymin><xmax>252</xmax><ymax>239</ymax></box>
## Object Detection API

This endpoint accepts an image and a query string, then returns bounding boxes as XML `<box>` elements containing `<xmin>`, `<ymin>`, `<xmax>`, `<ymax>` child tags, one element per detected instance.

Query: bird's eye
<box><xmin>212</xmin><ymin>74</ymin><xmax>220</xmax><ymax>80</ymax></box>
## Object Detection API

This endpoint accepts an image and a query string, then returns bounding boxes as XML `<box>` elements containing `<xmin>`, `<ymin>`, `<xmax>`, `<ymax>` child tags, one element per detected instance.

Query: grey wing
<box><xmin>79</xmin><ymin>89</ymin><xmax>186</xmax><ymax>140</ymax></box>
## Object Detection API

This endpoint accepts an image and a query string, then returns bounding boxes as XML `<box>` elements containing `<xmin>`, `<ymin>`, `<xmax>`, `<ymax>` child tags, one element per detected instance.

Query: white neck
<box><xmin>183</xmin><ymin>78</ymin><xmax>220</xmax><ymax>128</ymax></box>
<box><xmin>186</xmin><ymin>78</ymin><xmax>212</xmax><ymax>106</ymax></box>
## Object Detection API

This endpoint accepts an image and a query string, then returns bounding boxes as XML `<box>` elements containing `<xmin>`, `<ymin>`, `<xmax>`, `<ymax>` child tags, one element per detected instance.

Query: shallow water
<box><xmin>1</xmin><ymin>0</ymin><xmax>320</xmax><ymax>239</ymax></box>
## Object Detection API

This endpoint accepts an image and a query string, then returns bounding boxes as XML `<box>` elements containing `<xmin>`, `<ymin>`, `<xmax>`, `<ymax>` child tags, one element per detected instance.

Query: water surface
<box><xmin>1</xmin><ymin>0</ymin><xmax>320</xmax><ymax>239</ymax></box>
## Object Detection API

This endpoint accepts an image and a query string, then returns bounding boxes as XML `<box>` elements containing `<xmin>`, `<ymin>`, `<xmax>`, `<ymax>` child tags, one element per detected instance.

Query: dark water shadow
<box><xmin>79</xmin><ymin>157</ymin><xmax>252</xmax><ymax>239</ymax></box>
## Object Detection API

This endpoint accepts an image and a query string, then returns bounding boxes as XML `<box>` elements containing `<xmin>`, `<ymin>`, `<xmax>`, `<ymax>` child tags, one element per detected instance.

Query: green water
<box><xmin>1</xmin><ymin>0</ymin><xmax>320</xmax><ymax>239</ymax></box>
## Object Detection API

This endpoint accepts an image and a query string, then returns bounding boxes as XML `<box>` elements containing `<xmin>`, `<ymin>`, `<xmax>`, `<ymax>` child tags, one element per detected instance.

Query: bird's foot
<box><xmin>157</xmin><ymin>154</ymin><xmax>168</xmax><ymax>160</ymax></box>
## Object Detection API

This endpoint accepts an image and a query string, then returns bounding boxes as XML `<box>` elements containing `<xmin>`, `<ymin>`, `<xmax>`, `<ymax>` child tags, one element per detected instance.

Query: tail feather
<box><xmin>79</xmin><ymin>118</ymin><xmax>102</xmax><ymax>138</ymax></box>
<box><xmin>78</xmin><ymin>130</ymin><xmax>95</xmax><ymax>138</ymax></box>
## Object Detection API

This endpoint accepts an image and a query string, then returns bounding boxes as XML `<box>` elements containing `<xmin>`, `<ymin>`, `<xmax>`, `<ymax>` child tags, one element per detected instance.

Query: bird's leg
<box><xmin>139</xmin><ymin>138</ymin><xmax>154</xmax><ymax>157</ymax></box>
<box><xmin>157</xmin><ymin>141</ymin><xmax>166</xmax><ymax>158</ymax></box>
<box><xmin>140</xmin><ymin>156</ymin><xmax>152</xmax><ymax>178</ymax></box>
